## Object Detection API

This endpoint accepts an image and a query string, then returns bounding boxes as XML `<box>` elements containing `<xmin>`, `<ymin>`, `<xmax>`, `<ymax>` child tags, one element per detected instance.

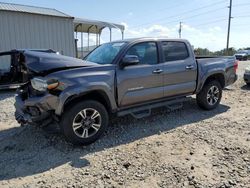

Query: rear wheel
<box><xmin>196</xmin><ymin>80</ymin><xmax>222</xmax><ymax>110</ymax></box>
<box><xmin>60</xmin><ymin>100</ymin><xmax>109</xmax><ymax>145</ymax></box>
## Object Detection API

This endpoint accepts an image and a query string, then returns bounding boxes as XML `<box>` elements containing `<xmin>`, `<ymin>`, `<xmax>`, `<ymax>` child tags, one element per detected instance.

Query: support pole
<box><xmin>81</xmin><ymin>24</ymin><xmax>83</xmax><ymax>58</ymax></box>
<box><xmin>121</xmin><ymin>30</ymin><xmax>124</xmax><ymax>40</ymax></box>
<box><xmin>226</xmin><ymin>0</ymin><xmax>233</xmax><ymax>55</ymax></box>
<box><xmin>99</xmin><ymin>33</ymin><xmax>101</xmax><ymax>45</ymax></box>
<box><xmin>88</xmin><ymin>32</ymin><xmax>90</xmax><ymax>52</ymax></box>
<box><xmin>110</xmin><ymin>28</ymin><xmax>112</xmax><ymax>42</ymax></box>
<box><xmin>96</xmin><ymin>26</ymin><xmax>98</xmax><ymax>46</ymax></box>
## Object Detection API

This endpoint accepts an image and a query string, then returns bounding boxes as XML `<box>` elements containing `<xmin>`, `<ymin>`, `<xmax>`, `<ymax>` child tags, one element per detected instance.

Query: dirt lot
<box><xmin>0</xmin><ymin>61</ymin><xmax>249</xmax><ymax>188</ymax></box>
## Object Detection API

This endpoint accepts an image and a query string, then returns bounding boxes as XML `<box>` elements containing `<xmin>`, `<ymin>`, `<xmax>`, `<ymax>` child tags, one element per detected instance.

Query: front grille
<box><xmin>18</xmin><ymin>82</ymin><xmax>44</xmax><ymax>100</ymax></box>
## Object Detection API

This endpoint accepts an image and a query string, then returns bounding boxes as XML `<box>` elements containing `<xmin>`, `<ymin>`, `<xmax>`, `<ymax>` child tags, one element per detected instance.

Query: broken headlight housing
<box><xmin>31</xmin><ymin>77</ymin><xmax>59</xmax><ymax>92</ymax></box>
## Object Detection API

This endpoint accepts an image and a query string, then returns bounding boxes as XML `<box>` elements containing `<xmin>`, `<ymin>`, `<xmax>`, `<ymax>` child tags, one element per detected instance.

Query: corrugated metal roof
<box><xmin>0</xmin><ymin>2</ymin><xmax>72</xmax><ymax>18</ymax></box>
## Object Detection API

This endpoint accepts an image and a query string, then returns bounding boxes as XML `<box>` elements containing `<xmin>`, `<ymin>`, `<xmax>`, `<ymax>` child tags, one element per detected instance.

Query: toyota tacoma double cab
<box><xmin>15</xmin><ymin>38</ymin><xmax>238</xmax><ymax>145</ymax></box>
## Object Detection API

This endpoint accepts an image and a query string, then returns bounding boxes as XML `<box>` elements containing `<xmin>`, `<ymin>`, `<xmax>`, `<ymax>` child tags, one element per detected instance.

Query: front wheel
<box><xmin>60</xmin><ymin>100</ymin><xmax>109</xmax><ymax>145</ymax></box>
<box><xmin>196</xmin><ymin>80</ymin><xmax>222</xmax><ymax>110</ymax></box>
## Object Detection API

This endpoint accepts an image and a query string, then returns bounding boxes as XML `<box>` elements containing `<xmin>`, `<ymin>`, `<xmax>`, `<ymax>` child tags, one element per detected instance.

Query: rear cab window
<box><xmin>161</xmin><ymin>41</ymin><xmax>189</xmax><ymax>62</ymax></box>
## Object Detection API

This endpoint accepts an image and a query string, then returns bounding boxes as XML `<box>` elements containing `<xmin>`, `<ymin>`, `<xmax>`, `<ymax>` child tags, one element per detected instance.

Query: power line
<box><xmin>130</xmin><ymin>6</ymin><xmax>227</xmax><ymax>30</ymax></box>
<box><xmin>234</xmin><ymin>15</ymin><xmax>250</xmax><ymax>18</ymax></box>
<box><xmin>189</xmin><ymin>18</ymin><xmax>228</xmax><ymax>27</ymax></box>
<box><xmin>129</xmin><ymin>0</ymin><xmax>228</xmax><ymax>29</ymax></box>
<box><xmin>178</xmin><ymin>7</ymin><xmax>226</xmax><ymax>21</ymax></box>
<box><xmin>233</xmin><ymin>2</ymin><xmax>250</xmax><ymax>7</ymax></box>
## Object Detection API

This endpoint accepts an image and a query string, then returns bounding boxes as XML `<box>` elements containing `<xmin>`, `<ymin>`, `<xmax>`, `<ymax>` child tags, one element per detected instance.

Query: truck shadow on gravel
<box><xmin>241</xmin><ymin>85</ymin><xmax>250</xmax><ymax>90</ymax></box>
<box><xmin>0</xmin><ymin>98</ymin><xmax>230</xmax><ymax>181</ymax></box>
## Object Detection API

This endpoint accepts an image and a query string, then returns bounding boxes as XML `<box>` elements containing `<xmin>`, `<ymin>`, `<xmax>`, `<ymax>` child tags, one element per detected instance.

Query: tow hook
<box><xmin>15</xmin><ymin>113</ymin><xmax>28</xmax><ymax>126</ymax></box>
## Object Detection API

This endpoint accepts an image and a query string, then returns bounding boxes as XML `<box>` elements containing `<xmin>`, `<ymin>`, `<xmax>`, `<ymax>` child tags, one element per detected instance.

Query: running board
<box><xmin>117</xmin><ymin>97</ymin><xmax>191</xmax><ymax>119</ymax></box>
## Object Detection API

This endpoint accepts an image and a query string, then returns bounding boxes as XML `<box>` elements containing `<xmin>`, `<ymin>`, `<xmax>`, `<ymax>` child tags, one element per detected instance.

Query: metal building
<box><xmin>0</xmin><ymin>2</ymin><xmax>75</xmax><ymax>56</ymax></box>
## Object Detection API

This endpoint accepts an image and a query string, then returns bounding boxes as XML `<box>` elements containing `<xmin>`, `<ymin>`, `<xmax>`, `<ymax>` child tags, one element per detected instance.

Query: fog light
<box><xmin>27</xmin><ymin>106</ymin><xmax>40</xmax><ymax>116</ymax></box>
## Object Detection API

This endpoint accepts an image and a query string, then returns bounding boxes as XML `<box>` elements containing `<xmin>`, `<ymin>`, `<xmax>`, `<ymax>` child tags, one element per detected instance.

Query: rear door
<box><xmin>161</xmin><ymin>41</ymin><xmax>197</xmax><ymax>97</ymax></box>
<box><xmin>116</xmin><ymin>42</ymin><xmax>164</xmax><ymax>107</ymax></box>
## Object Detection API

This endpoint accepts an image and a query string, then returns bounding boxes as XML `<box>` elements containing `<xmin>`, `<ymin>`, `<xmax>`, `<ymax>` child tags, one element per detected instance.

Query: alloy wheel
<box><xmin>72</xmin><ymin>108</ymin><xmax>102</xmax><ymax>138</ymax></box>
<box><xmin>207</xmin><ymin>86</ymin><xmax>220</xmax><ymax>106</ymax></box>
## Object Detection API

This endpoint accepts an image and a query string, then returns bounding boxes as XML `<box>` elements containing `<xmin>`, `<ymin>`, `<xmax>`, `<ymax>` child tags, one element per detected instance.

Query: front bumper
<box><xmin>244</xmin><ymin>73</ymin><xmax>250</xmax><ymax>84</ymax></box>
<box><xmin>15</xmin><ymin>93</ymin><xmax>59</xmax><ymax>125</ymax></box>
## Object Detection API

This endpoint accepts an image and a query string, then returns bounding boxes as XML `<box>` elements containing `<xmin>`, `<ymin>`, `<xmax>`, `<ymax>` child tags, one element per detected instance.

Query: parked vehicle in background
<box><xmin>234</xmin><ymin>50</ymin><xmax>249</xmax><ymax>61</ymax></box>
<box><xmin>244</xmin><ymin>66</ymin><xmax>250</xmax><ymax>86</ymax></box>
<box><xmin>14</xmin><ymin>38</ymin><xmax>238</xmax><ymax>145</ymax></box>
<box><xmin>0</xmin><ymin>49</ymin><xmax>57</xmax><ymax>89</ymax></box>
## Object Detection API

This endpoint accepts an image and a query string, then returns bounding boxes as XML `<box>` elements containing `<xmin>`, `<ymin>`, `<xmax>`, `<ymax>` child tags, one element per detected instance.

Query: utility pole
<box><xmin>179</xmin><ymin>22</ymin><xmax>182</xmax><ymax>38</ymax></box>
<box><xmin>226</xmin><ymin>0</ymin><xmax>233</xmax><ymax>55</ymax></box>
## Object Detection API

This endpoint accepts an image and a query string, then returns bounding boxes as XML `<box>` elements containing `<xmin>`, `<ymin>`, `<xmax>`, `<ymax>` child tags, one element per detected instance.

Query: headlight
<box><xmin>31</xmin><ymin>78</ymin><xmax>59</xmax><ymax>92</ymax></box>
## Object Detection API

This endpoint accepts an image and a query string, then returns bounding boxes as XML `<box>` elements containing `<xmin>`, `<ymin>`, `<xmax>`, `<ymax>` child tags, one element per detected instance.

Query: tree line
<box><xmin>194</xmin><ymin>47</ymin><xmax>250</xmax><ymax>56</ymax></box>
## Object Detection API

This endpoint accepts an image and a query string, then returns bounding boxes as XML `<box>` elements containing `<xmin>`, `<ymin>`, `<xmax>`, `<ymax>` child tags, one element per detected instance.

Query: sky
<box><xmin>1</xmin><ymin>0</ymin><xmax>250</xmax><ymax>51</ymax></box>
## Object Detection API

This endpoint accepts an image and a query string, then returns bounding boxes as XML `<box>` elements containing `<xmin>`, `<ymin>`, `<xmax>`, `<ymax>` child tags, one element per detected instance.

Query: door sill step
<box><xmin>117</xmin><ymin>96</ymin><xmax>191</xmax><ymax>119</ymax></box>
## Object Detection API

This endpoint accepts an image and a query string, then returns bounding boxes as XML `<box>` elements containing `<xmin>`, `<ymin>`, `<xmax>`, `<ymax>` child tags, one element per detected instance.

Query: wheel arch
<box><xmin>198</xmin><ymin>73</ymin><xmax>226</xmax><ymax>93</ymax></box>
<box><xmin>63</xmin><ymin>90</ymin><xmax>113</xmax><ymax>114</ymax></box>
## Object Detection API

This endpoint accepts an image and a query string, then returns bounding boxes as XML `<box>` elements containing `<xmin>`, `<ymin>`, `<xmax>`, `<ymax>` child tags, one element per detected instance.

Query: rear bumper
<box><xmin>244</xmin><ymin>73</ymin><xmax>250</xmax><ymax>83</ymax></box>
<box><xmin>14</xmin><ymin>93</ymin><xmax>59</xmax><ymax>125</ymax></box>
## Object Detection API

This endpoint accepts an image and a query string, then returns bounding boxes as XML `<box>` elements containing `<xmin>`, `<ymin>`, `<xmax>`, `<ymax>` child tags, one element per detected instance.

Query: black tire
<box><xmin>60</xmin><ymin>100</ymin><xmax>109</xmax><ymax>145</ymax></box>
<box><xmin>196</xmin><ymin>80</ymin><xmax>222</xmax><ymax>110</ymax></box>
<box><xmin>247</xmin><ymin>83</ymin><xmax>250</xmax><ymax>86</ymax></box>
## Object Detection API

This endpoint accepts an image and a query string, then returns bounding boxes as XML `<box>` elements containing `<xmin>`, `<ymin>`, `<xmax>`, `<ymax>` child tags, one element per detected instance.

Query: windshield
<box><xmin>85</xmin><ymin>42</ymin><xmax>127</xmax><ymax>64</ymax></box>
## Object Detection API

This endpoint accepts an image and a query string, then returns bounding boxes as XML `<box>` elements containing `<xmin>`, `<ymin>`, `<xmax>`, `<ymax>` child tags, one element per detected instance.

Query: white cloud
<box><xmin>124</xmin><ymin>23</ymin><xmax>173</xmax><ymax>38</ymax></box>
<box><xmin>77</xmin><ymin>22</ymin><xmax>236</xmax><ymax>51</ymax></box>
<box><xmin>76</xmin><ymin>34</ymin><xmax>104</xmax><ymax>48</ymax></box>
<box><xmin>128</xmin><ymin>12</ymin><xmax>133</xmax><ymax>16</ymax></box>
<box><xmin>116</xmin><ymin>22</ymin><xmax>228</xmax><ymax>51</ymax></box>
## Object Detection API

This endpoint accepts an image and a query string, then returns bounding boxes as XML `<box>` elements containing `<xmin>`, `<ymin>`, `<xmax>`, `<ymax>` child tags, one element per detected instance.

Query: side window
<box><xmin>126</xmin><ymin>42</ymin><xmax>158</xmax><ymax>65</ymax></box>
<box><xmin>162</xmin><ymin>42</ymin><xmax>189</xmax><ymax>61</ymax></box>
<box><xmin>0</xmin><ymin>54</ymin><xmax>11</xmax><ymax>73</ymax></box>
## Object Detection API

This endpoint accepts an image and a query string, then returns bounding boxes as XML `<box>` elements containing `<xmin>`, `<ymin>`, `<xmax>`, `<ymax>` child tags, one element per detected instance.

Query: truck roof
<box><xmin>111</xmin><ymin>37</ymin><xmax>189</xmax><ymax>43</ymax></box>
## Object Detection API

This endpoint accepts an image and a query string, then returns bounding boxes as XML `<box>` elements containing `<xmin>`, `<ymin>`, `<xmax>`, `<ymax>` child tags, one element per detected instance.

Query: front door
<box><xmin>116</xmin><ymin>42</ymin><xmax>164</xmax><ymax>107</ymax></box>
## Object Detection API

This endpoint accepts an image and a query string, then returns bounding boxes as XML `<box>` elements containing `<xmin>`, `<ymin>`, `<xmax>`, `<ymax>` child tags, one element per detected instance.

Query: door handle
<box><xmin>152</xmin><ymin>69</ymin><xmax>163</xmax><ymax>74</ymax></box>
<box><xmin>186</xmin><ymin>65</ymin><xmax>194</xmax><ymax>70</ymax></box>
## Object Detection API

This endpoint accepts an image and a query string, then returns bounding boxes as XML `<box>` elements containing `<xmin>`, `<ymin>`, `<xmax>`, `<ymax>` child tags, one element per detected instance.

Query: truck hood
<box><xmin>23</xmin><ymin>51</ymin><xmax>97</xmax><ymax>75</ymax></box>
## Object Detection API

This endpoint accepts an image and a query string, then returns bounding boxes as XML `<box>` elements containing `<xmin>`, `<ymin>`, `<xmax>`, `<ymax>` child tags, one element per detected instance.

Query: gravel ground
<box><xmin>0</xmin><ymin>61</ymin><xmax>249</xmax><ymax>188</ymax></box>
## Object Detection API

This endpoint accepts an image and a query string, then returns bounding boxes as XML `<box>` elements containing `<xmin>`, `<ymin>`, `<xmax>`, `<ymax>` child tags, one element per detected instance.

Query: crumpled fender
<box><xmin>55</xmin><ymin>81</ymin><xmax>117</xmax><ymax>115</ymax></box>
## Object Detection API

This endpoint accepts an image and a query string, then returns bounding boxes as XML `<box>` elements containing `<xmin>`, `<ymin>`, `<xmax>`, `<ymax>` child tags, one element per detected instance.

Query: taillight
<box><xmin>234</xmin><ymin>60</ymin><xmax>239</xmax><ymax>72</ymax></box>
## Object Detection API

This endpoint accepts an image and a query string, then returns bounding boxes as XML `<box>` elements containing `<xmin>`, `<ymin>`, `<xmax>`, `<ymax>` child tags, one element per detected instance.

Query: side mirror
<box><xmin>120</xmin><ymin>55</ymin><xmax>139</xmax><ymax>68</ymax></box>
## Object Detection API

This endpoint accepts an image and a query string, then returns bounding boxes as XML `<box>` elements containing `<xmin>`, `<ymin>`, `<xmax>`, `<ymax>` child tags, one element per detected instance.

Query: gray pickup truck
<box><xmin>15</xmin><ymin>38</ymin><xmax>238</xmax><ymax>145</ymax></box>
